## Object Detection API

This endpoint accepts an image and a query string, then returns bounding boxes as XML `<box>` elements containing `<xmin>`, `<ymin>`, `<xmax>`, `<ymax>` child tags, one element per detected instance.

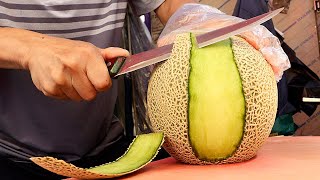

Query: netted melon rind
<box><xmin>147</xmin><ymin>34</ymin><xmax>278</xmax><ymax>164</ymax></box>
<box><xmin>147</xmin><ymin>33</ymin><xmax>206</xmax><ymax>164</ymax></box>
<box><xmin>30</xmin><ymin>133</ymin><xmax>165</xmax><ymax>179</ymax></box>
<box><xmin>220</xmin><ymin>36</ymin><xmax>278</xmax><ymax>163</ymax></box>
<box><xmin>30</xmin><ymin>156</ymin><xmax>114</xmax><ymax>179</ymax></box>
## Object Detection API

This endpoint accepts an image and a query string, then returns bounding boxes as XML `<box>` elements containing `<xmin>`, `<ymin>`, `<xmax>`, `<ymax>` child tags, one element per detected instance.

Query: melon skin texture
<box><xmin>30</xmin><ymin>133</ymin><xmax>164</xmax><ymax>179</ymax></box>
<box><xmin>147</xmin><ymin>33</ymin><xmax>278</xmax><ymax>164</ymax></box>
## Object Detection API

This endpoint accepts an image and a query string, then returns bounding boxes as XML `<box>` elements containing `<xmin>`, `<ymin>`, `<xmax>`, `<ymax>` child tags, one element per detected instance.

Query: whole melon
<box><xmin>147</xmin><ymin>33</ymin><xmax>278</xmax><ymax>164</ymax></box>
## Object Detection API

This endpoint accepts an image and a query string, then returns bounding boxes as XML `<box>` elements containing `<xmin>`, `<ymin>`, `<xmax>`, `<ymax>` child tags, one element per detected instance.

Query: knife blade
<box><xmin>108</xmin><ymin>8</ymin><xmax>283</xmax><ymax>78</ymax></box>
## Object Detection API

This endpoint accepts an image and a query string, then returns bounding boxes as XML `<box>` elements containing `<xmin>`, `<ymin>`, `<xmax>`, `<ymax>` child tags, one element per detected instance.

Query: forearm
<box><xmin>155</xmin><ymin>0</ymin><xmax>198</xmax><ymax>25</ymax></box>
<box><xmin>0</xmin><ymin>27</ymin><xmax>38</xmax><ymax>69</ymax></box>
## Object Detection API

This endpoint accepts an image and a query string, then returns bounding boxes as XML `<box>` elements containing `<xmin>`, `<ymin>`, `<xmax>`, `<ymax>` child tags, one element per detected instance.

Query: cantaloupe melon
<box><xmin>147</xmin><ymin>33</ymin><xmax>278</xmax><ymax>164</ymax></box>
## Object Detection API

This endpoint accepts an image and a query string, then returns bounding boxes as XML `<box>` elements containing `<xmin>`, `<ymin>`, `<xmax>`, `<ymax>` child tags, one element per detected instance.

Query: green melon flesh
<box><xmin>30</xmin><ymin>132</ymin><xmax>164</xmax><ymax>179</ymax></box>
<box><xmin>88</xmin><ymin>133</ymin><xmax>163</xmax><ymax>174</ymax></box>
<box><xmin>188</xmin><ymin>36</ymin><xmax>245</xmax><ymax>161</ymax></box>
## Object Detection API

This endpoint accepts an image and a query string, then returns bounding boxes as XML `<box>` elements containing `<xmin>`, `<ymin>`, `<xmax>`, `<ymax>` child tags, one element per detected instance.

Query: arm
<box><xmin>155</xmin><ymin>0</ymin><xmax>198</xmax><ymax>25</ymax></box>
<box><xmin>0</xmin><ymin>27</ymin><xmax>129</xmax><ymax>100</ymax></box>
<box><xmin>0</xmin><ymin>28</ymin><xmax>30</xmax><ymax>69</ymax></box>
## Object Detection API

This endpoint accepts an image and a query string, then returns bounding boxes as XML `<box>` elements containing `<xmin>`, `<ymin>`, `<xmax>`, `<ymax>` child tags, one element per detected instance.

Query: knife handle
<box><xmin>106</xmin><ymin>57</ymin><xmax>126</xmax><ymax>78</ymax></box>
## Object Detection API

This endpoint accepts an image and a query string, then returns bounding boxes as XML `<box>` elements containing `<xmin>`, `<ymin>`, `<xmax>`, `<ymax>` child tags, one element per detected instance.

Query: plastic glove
<box><xmin>157</xmin><ymin>3</ymin><xmax>290</xmax><ymax>82</ymax></box>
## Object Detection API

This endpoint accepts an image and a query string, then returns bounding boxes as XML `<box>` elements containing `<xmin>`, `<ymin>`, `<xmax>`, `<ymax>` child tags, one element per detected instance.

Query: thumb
<box><xmin>100</xmin><ymin>47</ymin><xmax>130</xmax><ymax>60</ymax></box>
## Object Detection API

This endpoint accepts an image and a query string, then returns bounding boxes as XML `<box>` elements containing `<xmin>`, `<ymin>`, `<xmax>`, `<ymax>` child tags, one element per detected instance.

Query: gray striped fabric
<box><xmin>0</xmin><ymin>0</ymin><xmax>127</xmax><ymax>44</ymax></box>
<box><xmin>0</xmin><ymin>0</ymin><xmax>164</xmax><ymax>162</ymax></box>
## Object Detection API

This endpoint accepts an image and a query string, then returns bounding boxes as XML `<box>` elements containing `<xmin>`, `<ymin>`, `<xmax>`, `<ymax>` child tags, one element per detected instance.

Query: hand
<box><xmin>157</xmin><ymin>3</ymin><xmax>290</xmax><ymax>81</ymax></box>
<box><xmin>23</xmin><ymin>32</ymin><xmax>129</xmax><ymax>101</ymax></box>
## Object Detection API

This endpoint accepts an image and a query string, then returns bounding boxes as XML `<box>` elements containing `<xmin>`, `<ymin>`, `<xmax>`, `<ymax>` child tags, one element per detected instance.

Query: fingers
<box><xmin>27</xmin><ymin>39</ymin><xmax>127</xmax><ymax>101</ymax></box>
<box><xmin>43</xmin><ymin>71</ymin><xmax>96</xmax><ymax>101</ymax></box>
<box><xmin>29</xmin><ymin>62</ymin><xmax>68</xmax><ymax>100</ymax></box>
<box><xmin>46</xmin><ymin>53</ymin><xmax>111</xmax><ymax>101</ymax></box>
<box><xmin>239</xmin><ymin>25</ymin><xmax>290</xmax><ymax>81</ymax></box>
<box><xmin>86</xmin><ymin>56</ymin><xmax>112</xmax><ymax>93</ymax></box>
<box><xmin>59</xmin><ymin>70</ymin><xmax>82</xmax><ymax>101</ymax></box>
<box><xmin>100</xmin><ymin>47</ymin><xmax>130</xmax><ymax>59</ymax></box>
<box><xmin>50</xmin><ymin>59</ymin><xmax>99</xmax><ymax>101</ymax></box>
<box><xmin>42</xmin><ymin>89</ymin><xmax>68</xmax><ymax>100</ymax></box>
<box><xmin>72</xmin><ymin>69</ymin><xmax>98</xmax><ymax>101</ymax></box>
<box><xmin>39</xmin><ymin>77</ymin><xmax>68</xmax><ymax>100</ymax></box>
<box><xmin>47</xmin><ymin>70</ymin><xmax>98</xmax><ymax>101</ymax></box>
<box><xmin>29</xmin><ymin>56</ymin><xmax>95</xmax><ymax>101</ymax></box>
<box><xmin>47</xmin><ymin>61</ymin><xmax>79</xmax><ymax>100</ymax></box>
<box><xmin>85</xmin><ymin>47</ymin><xmax>129</xmax><ymax>92</ymax></box>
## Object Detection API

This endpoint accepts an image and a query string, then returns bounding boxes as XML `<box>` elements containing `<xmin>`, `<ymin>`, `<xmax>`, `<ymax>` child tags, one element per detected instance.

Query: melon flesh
<box><xmin>188</xmin><ymin>37</ymin><xmax>245</xmax><ymax>161</ymax></box>
<box><xmin>147</xmin><ymin>33</ymin><xmax>278</xmax><ymax>164</ymax></box>
<box><xmin>30</xmin><ymin>133</ymin><xmax>164</xmax><ymax>179</ymax></box>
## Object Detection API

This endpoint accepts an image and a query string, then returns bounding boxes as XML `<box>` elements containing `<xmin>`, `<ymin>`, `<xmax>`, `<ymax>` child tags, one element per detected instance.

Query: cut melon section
<box><xmin>30</xmin><ymin>132</ymin><xmax>164</xmax><ymax>179</ymax></box>
<box><xmin>188</xmin><ymin>37</ymin><xmax>245</xmax><ymax>161</ymax></box>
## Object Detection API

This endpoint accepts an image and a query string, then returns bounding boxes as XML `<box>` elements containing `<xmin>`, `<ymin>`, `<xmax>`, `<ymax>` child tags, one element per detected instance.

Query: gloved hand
<box><xmin>157</xmin><ymin>3</ymin><xmax>290</xmax><ymax>82</ymax></box>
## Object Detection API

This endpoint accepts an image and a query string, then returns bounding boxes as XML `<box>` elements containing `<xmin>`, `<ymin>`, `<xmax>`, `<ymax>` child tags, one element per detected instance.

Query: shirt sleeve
<box><xmin>131</xmin><ymin>0</ymin><xmax>165</xmax><ymax>16</ymax></box>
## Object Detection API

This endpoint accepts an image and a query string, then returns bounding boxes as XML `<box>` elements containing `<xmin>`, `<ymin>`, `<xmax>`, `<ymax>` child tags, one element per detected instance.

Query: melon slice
<box><xmin>147</xmin><ymin>33</ymin><xmax>278</xmax><ymax>164</ymax></box>
<box><xmin>30</xmin><ymin>132</ymin><xmax>164</xmax><ymax>179</ymax></box>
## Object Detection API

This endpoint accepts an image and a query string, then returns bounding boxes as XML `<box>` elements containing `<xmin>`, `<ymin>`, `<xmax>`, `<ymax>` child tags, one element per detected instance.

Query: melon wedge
<box><xmin>30</xmin><ymin>132</ymin><xmax>164</xmax><ymax>179</ymax></box>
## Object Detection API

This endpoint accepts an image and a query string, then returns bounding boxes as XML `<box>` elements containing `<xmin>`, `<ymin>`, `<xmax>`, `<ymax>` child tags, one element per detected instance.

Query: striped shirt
<box><xmin>0</xmin><ymin>0</ymin><xmax>164</xmax><ymax>162</ymax></box>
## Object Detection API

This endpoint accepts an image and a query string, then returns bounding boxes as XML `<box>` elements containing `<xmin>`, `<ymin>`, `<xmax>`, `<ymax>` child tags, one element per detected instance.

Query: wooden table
<box><xmin>120</xmin><ymin>136</ymin><xmax>320</xmax><ymax>180</ymax></box>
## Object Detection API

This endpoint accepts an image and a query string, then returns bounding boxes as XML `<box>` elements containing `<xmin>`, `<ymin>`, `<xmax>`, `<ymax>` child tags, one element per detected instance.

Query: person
<box><xmin>0</xmin><ymin>1</ymin><xmax>197</xmax><ymax>179</ymax></box>
<box><xmin>0</xmin><ymin>0</ymin><xmax>289</xmax><ymax>179</ymax></box>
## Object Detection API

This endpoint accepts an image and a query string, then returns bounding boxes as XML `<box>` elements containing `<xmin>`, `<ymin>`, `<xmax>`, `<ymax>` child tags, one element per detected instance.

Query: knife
<box><xmin>107</xmin><ymin>8</ymin><xmax>283</xmax><ymax>78</ymax></box>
